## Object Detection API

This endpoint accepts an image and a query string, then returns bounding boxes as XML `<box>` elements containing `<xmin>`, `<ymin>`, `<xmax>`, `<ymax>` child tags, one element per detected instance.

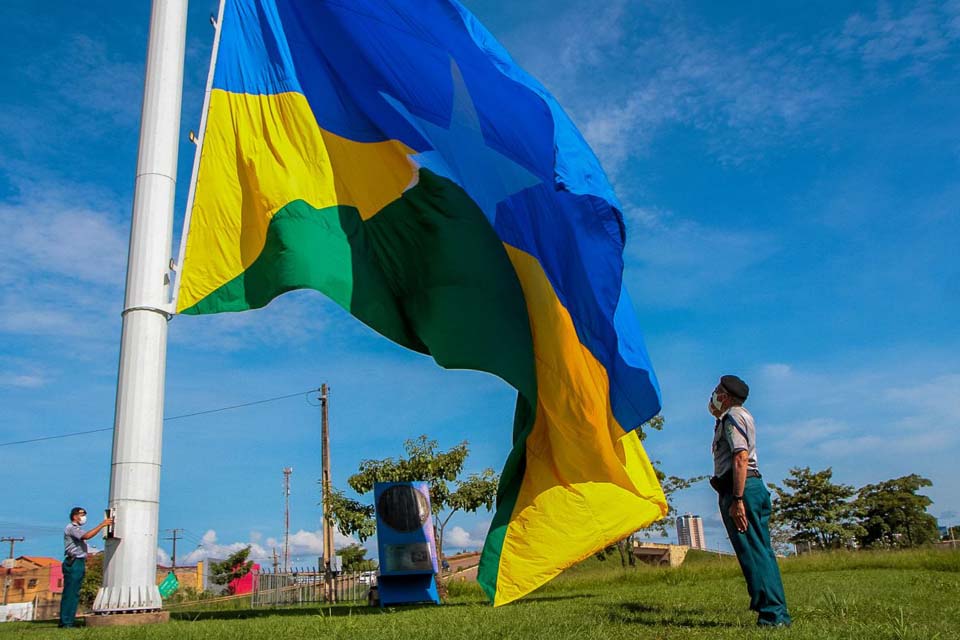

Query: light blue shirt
<box><xmin>712</xmin><ymin>406</ymin><xmax>760</xmax><ymax>477</ymax></box>
<box><xmin>63</xmin><ymin>523</ymin><xmax>87</xmax><ymax>559</ymax></box>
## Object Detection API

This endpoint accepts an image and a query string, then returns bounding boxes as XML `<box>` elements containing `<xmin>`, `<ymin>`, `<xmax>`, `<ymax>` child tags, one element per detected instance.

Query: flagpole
<box><xmin>171</xmin><ymin>0</ymin><xmax>225</xmax><ymax>308</ymax></box>
<box><xmin>93</xmin><ymin>0</ymin><xmax>187</xmax><ymax>614</ymax></box>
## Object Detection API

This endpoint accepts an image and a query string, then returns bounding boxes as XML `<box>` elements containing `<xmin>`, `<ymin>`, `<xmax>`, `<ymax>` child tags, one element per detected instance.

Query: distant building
<box><xmin>676</xmin><ymin>513</ymin><xmax>707</xmax><ymax>550</ymax></box>
<box><xmin>1</xmin><ymin>556</ymin><xmax>64</xmax><ymax>620</ymax></box>
<box><xmin>4</xmin><ymin>556</ymin><xmax>63</xmax><ymax>603</ymax></box>
<box><xmin>631</xmin><ymin>541</ymin><xmax>690</xmax><ymax>567</ymax></box>
<box><xmin>154</xmin><ymin>564</ymin><xmax>203</xmax><ymax>592</ymax></box>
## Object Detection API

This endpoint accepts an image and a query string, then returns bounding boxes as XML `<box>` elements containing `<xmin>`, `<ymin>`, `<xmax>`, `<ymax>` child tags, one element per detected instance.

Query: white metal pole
<box><xmin>93</xmin><ymin>0</ymin><xmax>187</xmax><ymax>614</ymax></box>
<box><xmin>172</xmin><ymin>0</ymin><xmax>225</xmax><ymax>307</ymax></box>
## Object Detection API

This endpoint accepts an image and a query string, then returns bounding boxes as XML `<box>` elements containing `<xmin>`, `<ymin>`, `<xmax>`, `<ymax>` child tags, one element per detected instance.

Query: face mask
<box><xmin>710</xmin><ymin>391</ymin><xmax>724</xmax><ymax>412</ymax></box>
<box><xmin>78</xmin><ymin>515</ymin><xmax>87</xmax><ymax>525</ymax></box>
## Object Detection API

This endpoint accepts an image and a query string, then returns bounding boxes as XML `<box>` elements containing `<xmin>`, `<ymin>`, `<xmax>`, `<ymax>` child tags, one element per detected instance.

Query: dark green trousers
<box><xmin>719</xmin><ymin>476</ymin><xmax>791</xmax><ymax>626</ymax></box>
<box><xmin>59</xmin><ymin>556</ymin><xmax>85</xmax><ymax>627</ymax></box>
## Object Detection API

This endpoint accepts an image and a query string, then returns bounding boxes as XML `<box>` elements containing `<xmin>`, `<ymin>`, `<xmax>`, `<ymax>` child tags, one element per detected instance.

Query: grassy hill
<box><xmin>3</xmin><ymin>548</ymin><xmax>957</xmax><ymax>639</ymax></box>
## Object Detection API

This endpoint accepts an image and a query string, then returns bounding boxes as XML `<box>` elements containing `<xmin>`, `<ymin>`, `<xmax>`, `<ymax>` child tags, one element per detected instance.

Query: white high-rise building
<box><xmin>677</xmin><ymin>513</ymin><xmax>706</xmax><ymax>550</ymax></box>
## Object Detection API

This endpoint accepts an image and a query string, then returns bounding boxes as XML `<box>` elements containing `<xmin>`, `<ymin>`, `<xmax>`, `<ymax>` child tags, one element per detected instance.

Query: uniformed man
<box><xmin>60</xmin><ymin>507</ymin><xmax>112</xmax><ymax>628</ymax></box>
<box><xmin>709</xmin><ymin>375</ymin><xmax>791</xmax><ymax>627</ymax></box>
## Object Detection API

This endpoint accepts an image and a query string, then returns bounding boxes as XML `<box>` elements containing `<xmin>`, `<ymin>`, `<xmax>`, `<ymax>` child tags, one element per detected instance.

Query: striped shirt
<box><xmin>64</xmin><ymin>523</ymin><xmax>88</xmax><ymax>559</ymax></box>
<box><xmin>712</xmin><ymin>406</ymin><xmax>760</xmax><ymax>478</ymax></box>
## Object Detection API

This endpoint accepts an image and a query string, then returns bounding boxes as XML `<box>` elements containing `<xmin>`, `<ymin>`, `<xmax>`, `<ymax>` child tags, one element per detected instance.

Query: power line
<box><xmin>179</xmin><ymin>529</ymin><xmax>207</xmax><ymax>546</ymax></box>
<box><xmin>0</xmin><ymin>388</ymin><xmax>318</xmax><ymax>448</ymax></box>
<box><xmin>0</xmin><ymin>521</ymin><xmax>64</xmax><ymax>535</ymax></box>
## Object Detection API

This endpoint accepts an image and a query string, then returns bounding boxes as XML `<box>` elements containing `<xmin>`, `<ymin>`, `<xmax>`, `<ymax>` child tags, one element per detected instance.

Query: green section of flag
<box><xmin>181</xmin><ymin>171</ymin><xmax>538</xmax><ymax>592</ymax></box>
<box><xmin>478</xmin><ymin>396</ymin><xmax>535</xmax><ymax>601</ymax></box>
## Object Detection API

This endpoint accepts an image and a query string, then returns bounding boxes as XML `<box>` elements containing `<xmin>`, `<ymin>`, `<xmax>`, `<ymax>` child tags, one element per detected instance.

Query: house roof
<box><xmin>18</xmin><ymin>556</ymin><xmax>61</xmax><ymax>567</ymax></box>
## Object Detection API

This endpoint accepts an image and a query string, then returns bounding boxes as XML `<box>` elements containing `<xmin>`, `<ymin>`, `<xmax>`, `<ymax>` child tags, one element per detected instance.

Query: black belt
<box><xmin>747</xmin><ymin>469</ymin><xmax>762</xmax><ymax>478</ymax></box>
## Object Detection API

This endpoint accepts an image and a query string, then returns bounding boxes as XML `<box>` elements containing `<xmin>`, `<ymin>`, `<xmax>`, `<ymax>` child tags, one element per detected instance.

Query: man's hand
<box><xmin>729</xmin><ymin>500</ymin><xmax>748</xmax><ymax>533</ymax></box>
<box><xmin>82</xmin><ymin>517</ymin><xmax>114</xmax><ymax>540</ymax></box>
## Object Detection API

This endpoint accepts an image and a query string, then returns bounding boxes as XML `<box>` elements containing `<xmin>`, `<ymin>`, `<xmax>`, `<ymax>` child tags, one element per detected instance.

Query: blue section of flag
<box><xmin>213</xmin><ymin>0</ymin><xmax>661</xmax><ymax>429</ymax></box>
<box><xmin>214</xmin><ymin>0</ymin><xmax>301</xmax><ymax>94</ymax></box>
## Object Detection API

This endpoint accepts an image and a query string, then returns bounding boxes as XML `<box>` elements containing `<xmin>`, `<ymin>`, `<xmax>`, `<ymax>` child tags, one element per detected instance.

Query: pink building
<box><xmin>17</xmin><ymin>556</ymin><xmax>63</xmax><ymax>593</ymax></box>
<box><xmin>228</xmin><ymin>563</ymin><xmax>260</xmax><ymax>595</ymax></box>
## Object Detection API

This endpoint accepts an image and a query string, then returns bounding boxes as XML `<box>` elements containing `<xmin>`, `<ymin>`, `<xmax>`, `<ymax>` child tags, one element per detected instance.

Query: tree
<box><xmin>770</xmin><ymin>467</ymin><xmax>863</xmax><ymax>549</ymax></box>
<box><xmin>337</xmin><ymin>543</ymin><xmax>377</xmax><ymax>572</ymax></box>
<box><xmin>594</xmin><ymin>415</ymin><xmax>704</xmax><ymax>565</ymax></box>
<box><xmin>78</xmin><ymin>553</ymin><xmax>103</xmax><ymax>607</ymax></box>
<box><xmin>767</xmin><ymin>489</ymin><xmax>798</xmax><ymax>555</ymax></box>
<box><xmin>208</xmin><ymin>546</ymin><xmax>254</xmax><ymax>593</ymax></box>
<box><xmin>325</xmin><ymin>436</ymin><xmax>499</xmax><ymax>558</ymax></box>
<box><xmin>855</xmin><ymin>474</ymin><xmax>939</xmax><ymax>548</ymax></box>
<box><xmin>636</xmin><ymin>415</ymin><xmax>708</xmax><ymax>538</ymax></box>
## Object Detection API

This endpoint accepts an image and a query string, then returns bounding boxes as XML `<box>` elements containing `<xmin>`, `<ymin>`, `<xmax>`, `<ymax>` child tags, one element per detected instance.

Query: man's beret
<box><xmin>720</xmin><ymin>375</ymin><xmax>749</xmax><ymax>401</ymax></box>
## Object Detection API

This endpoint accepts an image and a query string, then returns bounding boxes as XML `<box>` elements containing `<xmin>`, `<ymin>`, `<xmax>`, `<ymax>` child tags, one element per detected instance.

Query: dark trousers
<box><xmin>59</xmin><ymin>557</ymin><xmax>85</xmax><ymax>627</ymax></box>
<box><xmin>719</xmin><ymin>476</ymin><xmax>791</xmax><ymax>626</ymax></box>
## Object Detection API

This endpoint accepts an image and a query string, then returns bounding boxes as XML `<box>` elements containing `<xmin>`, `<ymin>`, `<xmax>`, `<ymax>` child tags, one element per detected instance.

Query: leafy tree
<box><xmin>770</xmin><ymin>467</ymin><xmax>863</xmax><ymax>549</ymax></box>
<box><xmin>855</xmin><ymin>474</ymin><xmax>939</xmax><ymax>548</ymax></box>
<box><xmin>594</xmin><ymin>415</ymin><xmax>704</xmax><ymax>564</ymax></box>
<box><xmin>767</xmin><ymin>489</ymin><xmax>798</xmax><ymax>555</ymax></box>
<box><xmin>78</xmin><ymin>553</ymin><xmax>103</xmax><ymax>607</ymax></box>
<box><xmin>437</xmin><ymin>468</ymin><xmax>499</xmax><ymax>555</ymax></box>
<box><xmin>327</xmin><ymin>489</ymin><xmax>376</xmax><ymax>542</ymax></box>
<box><xmin>325</xmin><ymin>436</ymin><xmax>499</xmax><ymax>558</ymax></box>
<box><xmin>208</xmin><ymin>546</ymin><xmax>254</xmax><ymax>593</ymax></box>
<box><xmin>637</xmin><ymin>415</ymin><xmax>708</xmax><ymax>537</ymax></box>
<box><xmin>337</xmin><ymin>543</ymin><xmax>377</xmax><ymax>572</ymax></box>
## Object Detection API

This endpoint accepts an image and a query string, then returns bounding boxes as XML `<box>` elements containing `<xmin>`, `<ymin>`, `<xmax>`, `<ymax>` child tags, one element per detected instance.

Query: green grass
<box><xmin>3</xmin><ymin>548</ymin><xmax>958</xmax><ymax>639</ymax></box>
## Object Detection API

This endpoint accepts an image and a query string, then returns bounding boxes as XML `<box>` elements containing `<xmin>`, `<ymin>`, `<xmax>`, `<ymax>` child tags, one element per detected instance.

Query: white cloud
<box><xmin>499</xmin><ymin>0</ymin><xmax>632</xmax><ymax>92</ymax></box>
<box><xmin>761</xmin><ymin>363</ymin><xmax>793</xmax><ymax>380</ymax></box>
<box><xmin>157</xmin><ymin>547</ymin><xmax>171</xmax><ymax>566</ymax></box>
<box><xmin>443</xmin><ymin>520</ymin><xmax>490</xmax><ymax>552</ymax></box>
<box><xmin>0</xmin><ymin>173</ymin><xmax>129</xmax><ymax>347</ymax></box>
<box><xmin>175</xmin><ymin>528</ymin><xmax>359</xmax><ymax>567</ymax></box>
<box><xmin>886</xmin><ymin>374</ymin><xmax>960</xmax><ymax>425</ymax></box>
<box><xmin>26</xmin><ymin>35</ymin><xmax>144</xmax><ymax>132</ymax></box>
<box><xmin>0</xmin><ymin>174</ymin><xmax>128</xmax><ymax>286</ymax></box>
<box><xmin>264</xmin><ymin>528</ymin><xmax>358</xmax><ymax>557</ymax></box>
<box><xmin>0</xmin><ymin>373</ymin><xmax>46</xmax><ymax>388</ymax></box>
<box><xmin>571</xmin><ymin>21</ymin><xmax>847</xmax><ymax>173</ymax></box>
<box><xmin>622</xmin><ymin>206</ymin><xmax>777</xmax><ymax>307</ymax></box>
<box><xmin>168</xmin><ymin>290</ymin><xmax>341</xmax><ymax>352</ymax></box>
<box><xmin>504</xmin><ymin>2</ymin><xmax>960</xmax><ymax>176</ymax></box>
<box><xmin>758</xmin><ymin>363</ymin><xmax>960</xmax><ymax>460</ymax></box>
<box><xmin>179</xmin><ymin>529</ymin><xmax>270</xmax><ymax>565</ymax></box>
<box><xmin>830</xmin><ymin>1</ymin><xmax>960</xmax><ymax>74</ymax></box>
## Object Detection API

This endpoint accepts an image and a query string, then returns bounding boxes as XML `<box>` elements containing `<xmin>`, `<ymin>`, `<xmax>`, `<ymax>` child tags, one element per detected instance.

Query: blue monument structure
<box><xmin>374</xmin><ymin>481</ymin><xmax>441</xmax><ymax>606</ymax></box>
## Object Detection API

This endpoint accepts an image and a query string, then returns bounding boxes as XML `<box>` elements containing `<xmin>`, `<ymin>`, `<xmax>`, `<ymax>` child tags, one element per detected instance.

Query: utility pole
<box><xmin>164</xmin><ymin>529</ymin><xmax>183</xmax><ymax>570</ymax></box>
<box><xmin>272</xmin><ymin>548</ymin><xmax>279</xmax><ymax>573</ymax></box>
<box><xmin>319</xmin><ymin>384</ymin><xmax>334</xmax><ymax>574</ymax></box>
<box><xmin>1</xmin><ymin>537</ymin><xmax>23</xmax><ymax>560</ymax></box>
<box><xmin>283</xmin><ymin>467</ymin><xmax>293</xmax><ymax>572</ymax></box>
<box><xmin>2</xmin><ymin>537</ymin><xmax>25</xmax><ymax>606</ymax></box>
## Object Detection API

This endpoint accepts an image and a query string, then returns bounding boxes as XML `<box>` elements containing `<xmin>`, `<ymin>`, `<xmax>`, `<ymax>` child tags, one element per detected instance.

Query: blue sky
<box><xmin>1</xmin><ymin>0</ymin><xmax>958</xmax><ymax>566</ymax></box>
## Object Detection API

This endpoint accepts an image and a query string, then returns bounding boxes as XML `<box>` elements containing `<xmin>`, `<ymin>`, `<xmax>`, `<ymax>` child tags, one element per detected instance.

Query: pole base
<box><xmin>93</xmin><ymin>584</ymin><xmax>163</xmax><ymax>612</ymax></box>
<box><xmin>85</xmin><ymin>611</ymin><xmax>170</xmax><ymax>627</ymax></box>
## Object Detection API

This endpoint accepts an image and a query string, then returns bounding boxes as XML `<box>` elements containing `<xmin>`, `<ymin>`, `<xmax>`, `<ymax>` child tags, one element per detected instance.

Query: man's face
<box><xmin>72</xmin><ymin>509</ymin><xmax>86</xmax><ymax>524</ymax></box>
<box><xmin>709</xmin><ymin>385</ymin><xmax>730</xmax><ymax>417</ymax></box>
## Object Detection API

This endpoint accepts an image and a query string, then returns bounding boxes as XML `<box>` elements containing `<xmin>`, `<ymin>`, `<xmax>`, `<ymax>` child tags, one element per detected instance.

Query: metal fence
<box><xmin>251</xmin><ymin>568</ymin><xmax>374</xmax><ymax>608</ymax></box>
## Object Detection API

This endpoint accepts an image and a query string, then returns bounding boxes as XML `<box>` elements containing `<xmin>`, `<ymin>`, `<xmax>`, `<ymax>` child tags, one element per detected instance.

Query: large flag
<box><xmin>176</xmin><ymin>0</ymin><xmax>666</xmax><ymax>605</ymax></box>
